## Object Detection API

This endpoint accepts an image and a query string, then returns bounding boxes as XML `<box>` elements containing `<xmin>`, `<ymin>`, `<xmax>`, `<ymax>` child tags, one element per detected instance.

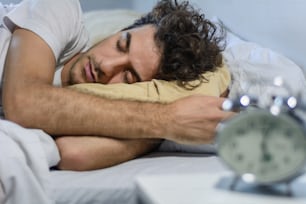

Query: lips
<box><xmin>84</xmin><ymin>63</ymin><xmax>95</xmax><ymax>82</ymax></box>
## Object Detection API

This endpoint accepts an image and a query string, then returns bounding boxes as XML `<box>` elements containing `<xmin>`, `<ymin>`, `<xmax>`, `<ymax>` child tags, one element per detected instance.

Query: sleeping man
<box><xmin>0</xmin><ymin>0</ymin><xmax>234</xmax><ymax>170</ymax></box>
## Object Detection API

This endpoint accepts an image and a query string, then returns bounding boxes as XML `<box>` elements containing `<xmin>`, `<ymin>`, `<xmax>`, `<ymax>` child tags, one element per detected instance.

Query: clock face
<box><xmin>217</xmin><ymin>110</ymin><xmax>306</xmax><ymax>184</ymax></box>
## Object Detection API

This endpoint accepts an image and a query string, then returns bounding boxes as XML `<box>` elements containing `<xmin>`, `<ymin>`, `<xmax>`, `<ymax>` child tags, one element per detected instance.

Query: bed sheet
<box><xmin>49</xmin><ymin>153</ymin><xmax>226</xmax><ymax>204</ymax></box>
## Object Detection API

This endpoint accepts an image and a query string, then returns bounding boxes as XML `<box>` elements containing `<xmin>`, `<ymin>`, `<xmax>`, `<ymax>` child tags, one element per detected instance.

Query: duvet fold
<box><xmin>0</xmin><ymin>120</ymin><xmax>60</xmax><ymax>204</ymax></box>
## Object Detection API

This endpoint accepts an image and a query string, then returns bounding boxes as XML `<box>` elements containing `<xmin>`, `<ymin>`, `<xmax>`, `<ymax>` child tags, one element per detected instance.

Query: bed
<box><xmin>1</xmin><ymin>0</ymin><xmax>306</xmax><ymax>204</ymax></box>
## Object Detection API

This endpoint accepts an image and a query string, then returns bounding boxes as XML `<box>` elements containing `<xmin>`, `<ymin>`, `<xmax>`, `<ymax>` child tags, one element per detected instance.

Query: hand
<box><xmin>164</xmin><ymin>95</ymin><xmax>235</xmax><ymax>145</ymax></box>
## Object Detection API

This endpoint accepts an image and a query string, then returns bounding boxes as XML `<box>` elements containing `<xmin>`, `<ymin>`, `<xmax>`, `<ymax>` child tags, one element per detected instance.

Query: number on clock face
<box><xmin>217</xmin><ymin>110</ymin><xmax>306</xmax><ymax>184</ymax></box>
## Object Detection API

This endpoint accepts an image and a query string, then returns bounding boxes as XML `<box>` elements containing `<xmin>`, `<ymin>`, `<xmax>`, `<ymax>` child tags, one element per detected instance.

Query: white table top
<box><xmin>136</xmin><ymin>172</ymin><xmax>306</xmax><ymax>204</ymax></box>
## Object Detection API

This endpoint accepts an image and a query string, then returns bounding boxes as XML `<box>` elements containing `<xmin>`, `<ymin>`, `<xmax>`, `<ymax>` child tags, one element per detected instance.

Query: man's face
<box><xmin>65</xmin><ymin>25</ymin><xmax>161</xmax><ymax>85</ymax></box>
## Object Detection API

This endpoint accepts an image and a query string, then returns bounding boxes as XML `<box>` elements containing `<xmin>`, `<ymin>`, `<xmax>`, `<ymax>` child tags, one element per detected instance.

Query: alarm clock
<box><xmin>216</xmin><ymin>93</ymin><xmax>306</xmax><ymax>189</ymax></box>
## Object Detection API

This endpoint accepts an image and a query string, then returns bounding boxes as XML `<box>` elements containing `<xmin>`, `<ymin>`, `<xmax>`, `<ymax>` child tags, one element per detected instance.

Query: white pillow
<box><xmin>223</xmin><ymin>30</ymin><xmax>306</xmax><ymax>105</ymax></box>
<box><xmin>83</xmin><ymin>9</ymin><xmax>141</xmax><ymax>46</ymax></box>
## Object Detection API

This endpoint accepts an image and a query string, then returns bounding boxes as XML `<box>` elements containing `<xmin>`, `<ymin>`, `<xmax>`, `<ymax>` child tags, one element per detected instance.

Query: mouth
<box><xmin>84</xmin><ymin>62</ymin><xmax>96</xmax><ymax>83</ymax></box>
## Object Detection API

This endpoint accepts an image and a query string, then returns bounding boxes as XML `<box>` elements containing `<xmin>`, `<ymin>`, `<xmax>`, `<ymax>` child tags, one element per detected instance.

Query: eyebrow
<box><xmin>125</xmin><ymin>32</ymin><xmax>131</xmax><ymax>52</ymax></box>
<box><xmin>117</xmin><ymin>32</ymin><xmax>131</xmax><ymax>52</ymax></box>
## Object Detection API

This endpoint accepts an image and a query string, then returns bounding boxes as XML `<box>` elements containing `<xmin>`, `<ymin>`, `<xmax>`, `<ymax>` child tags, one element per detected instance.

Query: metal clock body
<box><xmin>217</xmin><ymin>109</ymin><xmax>306</xmax><ymax>185</ymax></box>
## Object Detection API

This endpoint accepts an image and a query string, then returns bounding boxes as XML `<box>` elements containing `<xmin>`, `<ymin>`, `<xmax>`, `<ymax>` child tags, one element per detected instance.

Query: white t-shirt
<box><xmin>0</xmin><ymin>0</ymin><xmax>89</xmax><ymax>86</ymax></box>
<box><xmin>0</xmin><ymin>0</ymin><xmax>89</xmax><ymax>116</ymax></box>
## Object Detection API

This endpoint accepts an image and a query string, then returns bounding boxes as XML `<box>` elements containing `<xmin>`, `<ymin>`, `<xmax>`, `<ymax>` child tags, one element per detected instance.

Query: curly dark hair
<box><xmin>124</xmin><ymin>0</ymin><xmax>226</xmax><ymax>88</ymax></box>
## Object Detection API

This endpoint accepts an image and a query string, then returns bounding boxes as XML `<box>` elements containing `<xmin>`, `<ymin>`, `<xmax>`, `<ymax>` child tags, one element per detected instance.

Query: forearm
<box><xmin>55</xmin><ymin>136</ymin><xmax>162</xmax><ymax>171</ymax></box>
<box><xmin>4</xmin><ymin>83</ymin><xmax>167</xmax><ymax>139</ymax></box>
<box><xmin>4</xmin><ymin>81</ymin><xmax>234</xmax><ymax>144</ymax></box>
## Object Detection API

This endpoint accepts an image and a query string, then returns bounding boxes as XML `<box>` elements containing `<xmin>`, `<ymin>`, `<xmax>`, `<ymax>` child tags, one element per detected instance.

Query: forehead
<box><xmin>124</xmin><ymin>25</ymin><xmax>161</xmax><ymax>81</ymax></box>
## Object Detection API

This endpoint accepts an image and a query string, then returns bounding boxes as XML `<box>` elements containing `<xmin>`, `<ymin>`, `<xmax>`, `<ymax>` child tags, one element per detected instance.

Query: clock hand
<box><xmin>261</xmin><ymin>142</ymin><xmax>272</xmax><ymax>162</ymax></box>
<box><xmin>261</xmin><ymin>123</ymin><xmax>272</xmax><ymax>163</ymax></box>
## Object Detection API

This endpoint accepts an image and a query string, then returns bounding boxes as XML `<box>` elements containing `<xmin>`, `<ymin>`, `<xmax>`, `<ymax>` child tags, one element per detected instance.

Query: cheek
<box><xmin>106</xmin><ymin>73</ymin><xmax>124</xmax><ymax>84</ymax></box>
<box><xmin>145</xmin><ymin>56</ymin><xmax>161</xmax><ymax>80</ymax></box>
<box><xmin>131</xmin><ymin>51</ymin><xmax>160</xmax><ymax>81</ymax></box>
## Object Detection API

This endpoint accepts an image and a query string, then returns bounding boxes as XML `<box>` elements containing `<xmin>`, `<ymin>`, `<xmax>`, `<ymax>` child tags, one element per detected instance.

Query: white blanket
<box><xmin>0</xmin><ymin>120</ymin><xmax>60</xmax><ymax>204</ymax></box>
<box><xmin>224</xmin><ymin>30</ymin><xmax>306</xmax><ymax>104</ymax></box>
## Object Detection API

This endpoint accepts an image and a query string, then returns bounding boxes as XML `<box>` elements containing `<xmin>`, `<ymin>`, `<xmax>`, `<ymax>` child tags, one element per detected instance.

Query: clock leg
<box><xmin>285</xmin><ymin>182</ymin><xmax>293</xmax><ymax>197</ymax></box>
<box><xmin>229</xmin><ymin>175</ymin><xmax>240</xmax><ymax>191</ymax></box>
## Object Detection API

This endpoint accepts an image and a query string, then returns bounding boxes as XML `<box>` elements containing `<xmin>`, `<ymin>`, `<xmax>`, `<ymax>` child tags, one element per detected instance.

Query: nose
<box><xmin>95</xmin><ymin>55</ymin><xmax>129</xmax><ymax>84</ymax></box>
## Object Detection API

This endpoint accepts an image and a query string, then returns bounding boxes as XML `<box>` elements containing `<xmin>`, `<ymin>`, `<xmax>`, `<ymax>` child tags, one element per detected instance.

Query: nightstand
<box><xmin>136</xmin><ymin>173</ymin><xmax>306</xmax><ymax>204</ymax></box>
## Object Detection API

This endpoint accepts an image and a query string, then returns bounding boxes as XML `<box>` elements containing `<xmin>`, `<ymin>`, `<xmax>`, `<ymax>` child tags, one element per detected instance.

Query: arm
<box><xmin>2</xmin><ymin>28</ymin><xmax>165</xmax><ymax>138</ymax></box>
<box><xmin>3</xmin><ymin>29</ymin><xmax>233</xmax><ymax>144</ymax></box>
<box><xmin>55</xmin><ymin>136</ymin><xmax>161</xmax><ymax>171</ymax></box>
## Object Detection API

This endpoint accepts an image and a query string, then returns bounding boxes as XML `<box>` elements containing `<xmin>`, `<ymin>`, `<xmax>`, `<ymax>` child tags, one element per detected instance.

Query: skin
<box><xmin>2</xmin><ymin>25</ymin><xmax>234</xmax><ymax>171</ymax></box>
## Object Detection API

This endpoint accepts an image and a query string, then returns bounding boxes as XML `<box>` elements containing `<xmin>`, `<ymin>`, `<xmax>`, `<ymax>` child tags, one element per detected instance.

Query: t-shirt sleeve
<box><xmin>3</xmin><ymin>0</ymin><xmax>88</xmax><ymax>63</ymax></box>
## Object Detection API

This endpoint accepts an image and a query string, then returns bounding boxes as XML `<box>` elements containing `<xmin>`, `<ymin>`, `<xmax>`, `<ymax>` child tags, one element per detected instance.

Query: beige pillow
<box><xmin>69</xmin><ymin>64</ymin><xmax>230</xmax><ymax>103</ymax></box>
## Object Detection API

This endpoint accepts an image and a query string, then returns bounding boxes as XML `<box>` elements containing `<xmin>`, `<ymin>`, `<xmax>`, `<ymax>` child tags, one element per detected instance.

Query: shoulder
<box><xmin>4</xmin><ymin>0</ymin><xmax>88</xmax><ymax>63</ymax></box>
<box><xmin>4</xmin><ymin>0</ymin><xmax>83</xmax><ymax>33</ymax></box>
